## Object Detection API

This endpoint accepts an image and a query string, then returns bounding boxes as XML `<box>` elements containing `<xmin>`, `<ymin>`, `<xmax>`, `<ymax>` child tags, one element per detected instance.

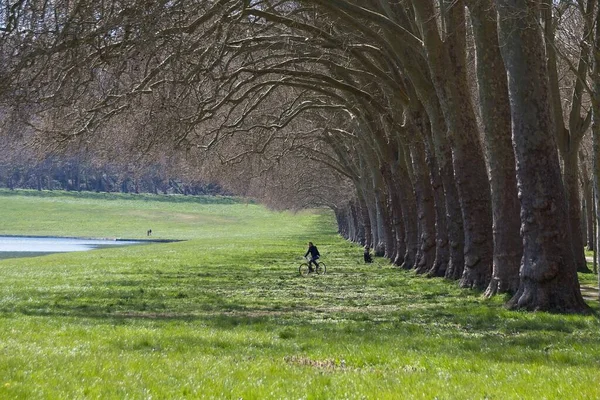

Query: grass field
<box><xmin>0</xmin><ymin>190</ymin><xmax>598</xmax><ymax>399</ymax></box>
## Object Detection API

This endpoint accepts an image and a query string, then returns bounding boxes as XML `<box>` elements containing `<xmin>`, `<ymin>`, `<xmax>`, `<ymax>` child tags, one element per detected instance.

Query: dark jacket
<box><xmin>305</xmin><ymin>245</ymin><xmax>320</xmax><ymax>259</ymax></box>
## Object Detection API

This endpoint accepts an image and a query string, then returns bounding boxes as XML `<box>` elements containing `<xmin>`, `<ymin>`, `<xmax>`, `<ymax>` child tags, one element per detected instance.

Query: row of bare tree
<box><xmin>1</xmin><ymin>0</ymin><xmax>599</xmax><ymax>312</ymax></box>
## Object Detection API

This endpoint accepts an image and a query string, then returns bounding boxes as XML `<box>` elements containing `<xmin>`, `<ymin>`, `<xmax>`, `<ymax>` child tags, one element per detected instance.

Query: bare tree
<box><xmin>495</xmin><ymin>0</ymin><xmax>588</xmax><ymax>312</ymax></box>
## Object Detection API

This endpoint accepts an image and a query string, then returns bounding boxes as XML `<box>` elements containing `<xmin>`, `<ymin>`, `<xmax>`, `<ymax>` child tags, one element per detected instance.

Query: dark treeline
<box><xmin>0</xmin><ymin>157</ymin><xmax>227</xmax><ymax>196</ymax></box>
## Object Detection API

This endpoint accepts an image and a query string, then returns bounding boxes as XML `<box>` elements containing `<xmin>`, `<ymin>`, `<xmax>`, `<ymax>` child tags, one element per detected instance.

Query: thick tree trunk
<box><xmin>382</xmin><ymin>164</ymin><xmax>406</xmax><ymax>265</ymax></box>
<box><xmin>334</xmin><ymin>208</ymin><xmax>346</xmax><ymax>238</ymax></box>
<box><xmin>413</xmin><ymin>0</ymin><xmax>493</xmax><ymax>289</ymax></box>
<box><xmin>410</xmin><ymin>138</ymin><xmax>436</xmax><ymax>274</ymax></box>
<box><xmin>467</xmin><ymin>0</ymin><xmax>522</xmax><ymax>296</ymax></box>
<box><xmin>365</xmin><ymin>192</ymin><xmax>380</xmax><ymax>255</ymax></box>
<box><xmin>373</xmin><ymin>170</ymin><xmax>392</xmax><ymax>257</ymax></box>
<box><xmin>381</xmin><ymin>167</ymin><xmax>398</xmax><ymax>260</ymax></box>
<box><xmin>347</xmin><ymin>202</ymin><xmax>359</xmax><ymax>242</ymax></box>
<box><xmin>420</xmin><ymin>97</ymin><xmax>464</xmax><ymax>280</ymax></box>
<box><xmin>366</xmin><ymin>140</ymin><xmax>394</xmax><ymax>258</ymax></box>
<box><xmin>393</xmin><ymin>143</ymin><xmax>419</xmax><ymax>269</ymax></box>
<box><xmin>354</xmin><ymin>199</ymin><xmax>366</xmax><ymax>245</ymax></box>
<box><xmin>563</xmin><ymin>149</ymin><xmax>590</xmax><ymax>272</ymax></box>
<box><xmin>399</xmin><ymin>38</ymin><xmax>464</xmax><ymax>279</ymax></box>
<box><xmin>389</xmin><ymin>188</ymin><xmax>406</xmax><ymax>265</ymax></box>
<box><xmin>359</xmin><ymin>155</ymin><xmax>380</xmax><ymax>253</ymax></box>
<box><xmin>424</xmin><ymin>128</ymin><xmax>449</xmax><ymax>277</ymax></box>
<box><xmin>361</xmin><ymin>138</ymin><xmax>392</xmax><ymax>257</ymax></box>
<box><xmin>496</xmin><ymin>0</ymin><xmax>588</xmax><ymax>313</ymax></box>
<box><xmin>542</xmin><ymin>0</ymin><xmax>594</xmax><ymax>273</ymax></box>
<box><xmin>594</xmin><ymin>116</ymin><xmax>600</xmax><ymax>292</ymax></box>
<box><xmin>592</xmin><ymin>3</ymin><xmax>600</xmax><ymax>290</ymax></box>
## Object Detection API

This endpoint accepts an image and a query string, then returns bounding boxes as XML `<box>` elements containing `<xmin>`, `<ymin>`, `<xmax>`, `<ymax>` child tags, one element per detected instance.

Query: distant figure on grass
<box><xmin>147</xmin><ymin>229</ymin><xmax>152</xmax><ymax>236</ymax></box>
<box><xmin>304</xmin><ymin>242</ymin><xmax>321</xmax><ymax>273</ymax></box>
<box><xmin>363</xmin><ymin>246</ymin><xmax>373</xmax><ymax>263</ymax></box>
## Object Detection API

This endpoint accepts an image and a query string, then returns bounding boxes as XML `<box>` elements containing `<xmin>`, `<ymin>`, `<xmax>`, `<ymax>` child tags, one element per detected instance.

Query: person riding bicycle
<box><xmin>304</xmin><ymin>242</ymin><xmax>320</xmax><ymax>273</ymax></box>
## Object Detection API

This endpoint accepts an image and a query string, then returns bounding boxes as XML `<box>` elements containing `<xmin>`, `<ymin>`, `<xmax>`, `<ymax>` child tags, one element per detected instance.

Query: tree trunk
<box><xmin>424</xmin><ymin>126</ymin><xmax>449</xmax><ymax>277</ymax></box>
<box><xmin>372</xmin><ymin>171</ymin><xmax>391</xmax><ymax>257</ymax></box>
<box><xmin>344</xmin><ymin>203</ymin><xmax>357</xmax><ymax>242</ymax></box>
<box><xmin>542</xmin><ymin>0</ymin><xmax>594</xmax><ymax>273</ymax></box>
<box><xmin>390</xmin><ymin>188</ymin><xmax>407</xmax><ymax>265</ymax></box>
<box><xmin>364</xmin><ymin>185</ymin><xmax>380</xmax><ymax>255</ymax></box>
<box><xmin>359</xmin><ymin>154</ymin><xmax>380</xmax><ymax>253</ymax></box>
<box><xmin>563</xmin><ymin>149</ymin><xmax>590</xmax><ymax>272</ymax></box>
<box><xmin>592</xmin><ymin>1</ymin><xmax>600</xmax><ymax>292</ymax></box>
<box><xmin>393</xmin><ymin>142</ymin><xmax>419</xmax><ymax>269</ymax></box>
<box><xmin>410</xmin><ymin>137</ymin><xmax>436</xmax><ymax>274</ymax></box>
<box><xmin>380</xmin><ymin>166</ymin><xmax>398</xmax><ymax>260</ymax></box>
<box><xmin>382</xmin><ymin>163</ymin><xmax>406</xmax><ymax>265</ymax></box>
<box><xmin>353</xmin><ymin>199</ymin><xmax>366</xmax><ymax>245</ymax></box>
<box><xmin>413</xmin><ymin>0</ymin><xmax>493</xmax><ymax>289</ymax></box>
<box><xmin>419</xmin><ymin>96</ymin><xmax>464</xmax><ymax>280</ymax></box>
<box><xmin>467</xmin><ymin>0</ymin><xmax>522</xmax><ymax>296</ymax></box>
<box><xmin>357</xmin><ymin>193</ymin><xmax>372</xmax><ymax>249</ymax></box>
<box><xmin>496</xmin><ymin>0</ymin><xmax>588</xmax><ymax>313</ymax></box>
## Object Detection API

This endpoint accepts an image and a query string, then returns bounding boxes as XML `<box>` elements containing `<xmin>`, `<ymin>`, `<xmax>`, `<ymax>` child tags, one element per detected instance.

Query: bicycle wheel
<box><xmin>316</xmin><ymin>262</ymin><xmax>326</xmax><ymax>274</ymax></box>
<box><xmin>299</xmin><ymin>263</ymin><xmax>311</xmax><ymax>276</ymax></box>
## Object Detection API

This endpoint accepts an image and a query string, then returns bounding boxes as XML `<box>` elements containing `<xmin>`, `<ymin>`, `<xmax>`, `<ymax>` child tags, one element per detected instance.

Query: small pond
<box><xmin>0</xmin><ymin>236</ymin><xmax>142</xmax><ymax>259</ymax></box>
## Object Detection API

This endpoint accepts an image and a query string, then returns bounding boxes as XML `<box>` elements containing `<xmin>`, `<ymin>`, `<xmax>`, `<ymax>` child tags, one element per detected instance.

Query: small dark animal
<box><xmin>363</xmin><ymin>246</ymin><xmax>373</xmax><ymax>263</ymax></box>
<box><xmin>147</xmin><ymin>229</ymin><xmax>152</xmax><ymax>236</ymax></box>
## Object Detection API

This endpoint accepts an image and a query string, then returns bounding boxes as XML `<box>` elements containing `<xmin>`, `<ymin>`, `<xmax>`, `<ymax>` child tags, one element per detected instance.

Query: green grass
<box><xmin>0</xmin><ymin>189</ymin><xmax>599</xmax><ymax>399</ymax></box>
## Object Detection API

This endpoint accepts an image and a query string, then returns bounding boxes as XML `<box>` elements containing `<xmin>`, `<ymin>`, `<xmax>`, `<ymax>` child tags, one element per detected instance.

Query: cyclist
<box><xmin>304</xmin><ymin>242</ymin><xmax>320</xmax><ymax>273</ymax></box>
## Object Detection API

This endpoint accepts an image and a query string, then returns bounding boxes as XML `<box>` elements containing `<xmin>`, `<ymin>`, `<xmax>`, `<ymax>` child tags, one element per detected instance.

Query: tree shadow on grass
<box><xmin>2</xmin><ymin>266</ymin><xmax>600</xmax><ymax>370</ymax></box>
<box><xmin>7</xmin><ymin>301</ymin><xmax>600</xmax><ymax>368</ymax></box>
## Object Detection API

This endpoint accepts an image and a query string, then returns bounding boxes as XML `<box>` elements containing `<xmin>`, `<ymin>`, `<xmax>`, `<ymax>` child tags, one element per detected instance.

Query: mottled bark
<box><xmin>467</xmin><ymin>0</ymin><xmax>521</xmax><ymax>296</ymax></box>
<box><xmin>410</xmin><ymin>137</ymin><xmax>437</xmax><ymax>274</ymax></box>
<box><xmin>412</xmin><ymin>0</ymin><xmax>493</xmax><ymax>289</ymax></box>
<box><xmin>542</xmin><ymin>0</ymin><xmax>594</xmax><ymax>273</ymax></box>
<box><xmin>420</xmin><ymin>97</ymin><xmax>464</xmax><ymax>280</ymax></box>
<box><xmin>373</xmin><ymin>169</ymin><xmax>393</xmax><ymax>257</ymax></box>
<box><xmin>424</xmin><ymin>126</ymin><xmax>449</xmax><ymax>277</ymax></box>
<box><xmin>355</xmin><ymin>149</ymin><xmax>379</xmax><ymax>252</ymax></box>
<box><xmin>592</xmin><ymin>2</ymin><xmax>600</xmax><ymax>293</ymax></box>
<box><xmin>563</xmin><ymin>149</ymin><xmax>589</xmax><ymax>272</ymax></box>
<box><xmin>381</xmin><ymin>163</ymin><xmax>406</xmax><ymax>264</ymax></box>
<box><xmin>496</xmin><ymin>0</ymin><xmax>588</xmax><ymax>313</ymax></box>
<box><xmin>392</xmin><ymin>25</ymin><xmax>464</xmax><ymax>279</ymax></box>
<box><xmin>359</xmin><ymin>149</ymin><xmax>389</xmax><ymax>257</ymax></box>
<box><xmin>382</xmin><ymin>169</ymin><xmax>398</xmax><ymax>260</ymax></box>
<box><xmin>393</xmin><ymin>142</ymin><xmax>419</xmax><ymax>269</ymax></box>
<box><xmin>365</xmin><ymin>129</ymin><xmax>396</xmax><ymax>259</ymax></box>
<box><xmin>594</xmin><ymin>115</ymin><xmax>600</xmax><ymax>292</ymax></box>
<box><xmin>390</xmin><ymin>187</ymin><xmax>407</xmax><ymax>265</ymax></box>
<box><xmin>347</xmin><ymin>201</ymin><xmax>359</xmax><ymax>243</ymax></box>
<box><xmin>359</xmin><ymin>162</ymin><xmax>379</xmax><ymax>253</ymax></box>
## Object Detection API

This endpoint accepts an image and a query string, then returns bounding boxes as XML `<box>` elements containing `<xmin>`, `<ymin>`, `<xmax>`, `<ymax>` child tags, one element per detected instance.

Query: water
<box><xmin>0</xmin><ymin>236</ymin><xmax>141</xmax><ymax>259</ymax></box>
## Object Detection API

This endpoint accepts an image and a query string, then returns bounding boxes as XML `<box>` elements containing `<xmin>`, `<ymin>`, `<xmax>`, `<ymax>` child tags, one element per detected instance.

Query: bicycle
<box><xmin>298</xmin><ymin>256</ymin><xmax>326</xmax><ymax>276</ymax></box>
